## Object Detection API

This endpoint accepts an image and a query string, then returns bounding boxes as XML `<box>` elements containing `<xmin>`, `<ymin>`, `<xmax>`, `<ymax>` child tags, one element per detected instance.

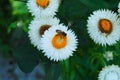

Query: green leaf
<box><xmin>10</xmin><ymin>0</ymin><xmax>28</xmax><ymax>15</ymax></box>
<box><xmin>8</xmin><ymin>21</ymin><xmax>17</xmax><ymax>33</ymax></box>
<box><xmin>11</xmin><ymin>28</ymin><xmax>40</xmax><ymax>73</ymax></box>
<box><xmin>0</xmin><ymin>39</ymin><xmax>11</xmax><ymax>58</ymax></box>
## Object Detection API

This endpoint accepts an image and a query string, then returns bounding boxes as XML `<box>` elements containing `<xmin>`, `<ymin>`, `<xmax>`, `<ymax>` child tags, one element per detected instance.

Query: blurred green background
<box><xmin>0</xmin><ymin>0</ymin><xmax>120</xmax><ymax>80</ymax></box>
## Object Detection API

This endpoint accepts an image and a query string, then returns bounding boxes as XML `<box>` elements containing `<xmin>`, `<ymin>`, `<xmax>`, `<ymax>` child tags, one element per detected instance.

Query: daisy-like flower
<box><xmin>27</xmin><ymin>0</ymin><xmax>60</xmax><ymax>18</ymax></box>
<box><xmin>98</xmin><ymin>65</ymin><xmax>120</xmax><ymax>80</ymax></box>
<box><xmin>40</xmin><ymin>24</ymin><xmax>78</xmax><ymax>61</ymax></box>
<box><xmin>28</xmin><ymin>17</ymin><xmax>60</xmax><ymax>50</ymax></box>
<box><xmin>87</xmin><ymin>9</ymin><xmax>120</xmax><ymax>46</ymax></box>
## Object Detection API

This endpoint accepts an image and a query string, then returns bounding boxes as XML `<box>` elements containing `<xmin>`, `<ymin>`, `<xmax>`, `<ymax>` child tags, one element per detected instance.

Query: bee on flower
<box><xmin>40</xmin><ymin>24</ymin><xmax>78</xmax><ymax>61</ymax></box>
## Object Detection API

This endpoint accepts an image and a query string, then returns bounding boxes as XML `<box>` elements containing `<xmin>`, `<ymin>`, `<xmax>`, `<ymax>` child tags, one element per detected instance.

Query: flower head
<box><xmin>41</xmin><ymin>24</ymin><xmax>78</xmax><ymax>61</ymax></box>
<box><xmin>28</xmin><ymin>17</ymin><xmax>60</xmax><ymax>50</ymax></box>
<box><xmin>98</xmin><ymin>65</ymin><xmax>120</xmax><ymax>80</ymax></box>
<box><xmin>87</xmin><ymin>9</ymin><xmax>120</xmax><ymax>46</ymax></box>
<box><xmin>27</xmin><ymin>0</ymin><xmax>60</xmax><ymax>18</ymax></box>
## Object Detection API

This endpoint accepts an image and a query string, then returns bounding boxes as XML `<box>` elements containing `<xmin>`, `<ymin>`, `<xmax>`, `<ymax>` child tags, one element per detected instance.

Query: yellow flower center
<box><xmin>36</xmin><ymin>0</ymin><xmax>49</xmax><ymax>8</ymax></box>
<box><xmin>39</xmin><ymin>25</ymin><xmax>50</xmax><ymax>36</ymax></box>
<box><xmin>99</xmin><ymin>19</ymin><xmax>112</xmax><ymax>34</ymax></box>
<box><xmin>52</xmin><ymin>33</ymin><xmax>67</xmax><ymax>49</ymax></box>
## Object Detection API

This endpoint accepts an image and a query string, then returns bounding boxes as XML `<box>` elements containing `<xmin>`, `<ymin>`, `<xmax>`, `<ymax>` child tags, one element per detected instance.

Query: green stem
<box><xmin>59</xmin><ymin>59</ymin><xmax>69</xmax><ymax>80</ymax></box>
<box><xmin>102</xmin><ymin>45</ymin><xmax>107</xmax><ymax>53</ymax></box>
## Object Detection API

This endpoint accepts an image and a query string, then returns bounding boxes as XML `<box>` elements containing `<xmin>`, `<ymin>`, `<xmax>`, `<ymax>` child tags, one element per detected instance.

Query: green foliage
<box><xmin>10</xmin><ymin>0</ymin><xmax>28</xmax><ymax>15</ymax></box>
<box><xmin>0</xmin><ymin>0</ymin><xmax>120</xmax><ymax>80</ymax></box>
<box><xmin>10</xmin><ymin>28</ymin><xmax>40</xmax><ymax>73</ymax></box>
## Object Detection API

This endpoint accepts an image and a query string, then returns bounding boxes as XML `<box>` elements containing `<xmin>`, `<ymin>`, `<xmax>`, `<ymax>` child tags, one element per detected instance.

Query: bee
<box><xmin>56</xmin><ymin>29</ymin><xmax>67</xmax><ymax>36</ymax></box>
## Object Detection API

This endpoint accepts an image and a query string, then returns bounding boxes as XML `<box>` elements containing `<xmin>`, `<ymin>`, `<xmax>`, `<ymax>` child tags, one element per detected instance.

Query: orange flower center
<box><xmin>36</xmin><ymin>0</ymin><xmax>49</xmax><ymax>8</ymax></box>
<box><xmin>39</xmin><ymin>25</ymin><xmax>50</xmax><ymax>36</ymax></box>
<box><xmin>99</xmin><ymin>19</ymin><xmax>112</xmax><ymax>34</ymax></box>
<box><xmin>52</xmin><ymin>33</ymin><xmax>67</xmax><ymax>49</ymax></box>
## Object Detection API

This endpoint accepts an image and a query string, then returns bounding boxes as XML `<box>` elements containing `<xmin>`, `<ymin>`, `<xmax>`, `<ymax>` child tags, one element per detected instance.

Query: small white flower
<box><xmin>17</xmin><ymin>21</ymin><xmax>23</xmax><ymax>28</ymax></box>
<box><xmin>98</xmin><ymin>65</ymin><xmax>120</xmax><ymax>80</ymax></box>
<box><xmin>104</xmin><ymin>51</ymin><xmax>113</xmax><ymax>61</ymax></box>
<box><xmin>27</xmin><ymin>0</ymin><xmax>60</xmax><ymax>18</ymax></box>
<box><xmin>28</xmin><ymin>17</ymin><xmax>60</xmax><ymax>50</ymax></box>
<box><xmin>40</xmin><ymin>24</ymin><xmax>78</xmax><ymax>61</ymax></box>
<box><xmin>87</xmin><ymin>9</ymin><xmax>120</xmax><ymax>46</ymax></box>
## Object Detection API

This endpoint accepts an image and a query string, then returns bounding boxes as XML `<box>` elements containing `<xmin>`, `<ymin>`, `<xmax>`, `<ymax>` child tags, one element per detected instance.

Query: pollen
<box><xmin>39</xmin><ymin>25</ymin><xmax>50</xmax><ymax>36</ymax></box>
<box><xmin>52</xmin><ymin>33</ymin><xmax>67</xmax><ymax>49</ymax></box>
<box><xmin>36</xmin><ymin>0</ymin><xmax>49</xmax><ymax>8</ymax></box>
<box><xmin>99</xmin><ymin>19</ymin><xmax>112</xmax><ymax>34</ymax></box>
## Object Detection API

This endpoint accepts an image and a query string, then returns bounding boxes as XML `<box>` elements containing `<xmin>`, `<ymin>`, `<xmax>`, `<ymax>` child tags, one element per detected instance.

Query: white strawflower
<box><xmin>41</xmin><ymin>24</ymin><xmax>78</xmax><ymax>61</ymax></box>
<box><xmin>98</xmin><ymin>65</ymin><xmax>120</xmax><ymax>80</ymax></box>
<box><xmin>87</xmin><ymin>9</ymin><xmax>120</xmax><ymax>46</ymax></box>
<box><xmin>28</xmin><ymin>17</ymin><xmax>60</xmax><ymax>50</ymax></box>
<box><xmin>27</xmin><ymin>0</ymin><xmax>60</xmax><ymax>18</ymax></box>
